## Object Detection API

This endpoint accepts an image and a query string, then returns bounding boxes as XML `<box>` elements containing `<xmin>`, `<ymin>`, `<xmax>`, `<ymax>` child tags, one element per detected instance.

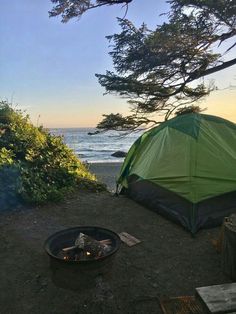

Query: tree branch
<box><xmin>188</xmin><ymin>58</ymin><xmax>236</xmax><ymax>83</ymax></box>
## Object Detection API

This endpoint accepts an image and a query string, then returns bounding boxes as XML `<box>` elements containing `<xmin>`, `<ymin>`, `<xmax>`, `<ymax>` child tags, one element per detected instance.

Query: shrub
<box><xmin>0</xmin><ymin>101</ymin><xmax>103</xmax><ymax>208</ymax></box>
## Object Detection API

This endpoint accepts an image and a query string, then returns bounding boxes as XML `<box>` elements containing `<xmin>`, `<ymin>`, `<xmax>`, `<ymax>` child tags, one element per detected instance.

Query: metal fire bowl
<box><xmin>44</xmin><ymin>226</ymin><xmax>121</xmax><ymax>289</ymax></box>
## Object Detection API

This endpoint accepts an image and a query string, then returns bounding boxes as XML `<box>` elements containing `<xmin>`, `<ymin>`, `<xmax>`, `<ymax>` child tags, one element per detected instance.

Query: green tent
<box><xmin>117</xmin><ymin>113</ymin><xmax>236</xmax><ymax>233</ymax></box>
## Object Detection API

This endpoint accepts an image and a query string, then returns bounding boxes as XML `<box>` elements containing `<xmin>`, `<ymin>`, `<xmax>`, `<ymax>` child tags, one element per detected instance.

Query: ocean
<box><xmin>50</xmin><ymin>128</ymin><xmax>142</xmax><ymax>163</ymax></box>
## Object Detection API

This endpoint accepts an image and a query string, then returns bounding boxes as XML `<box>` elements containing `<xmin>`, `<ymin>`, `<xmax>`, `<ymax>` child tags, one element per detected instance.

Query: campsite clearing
<box><xmin>0</xmin><ymin>189</ymin><xmax>230</xmax><ymax>314</ymax></box>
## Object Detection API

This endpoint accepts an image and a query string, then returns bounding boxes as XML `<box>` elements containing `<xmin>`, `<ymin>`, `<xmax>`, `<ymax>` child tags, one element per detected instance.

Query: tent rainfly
<box><xmin>117</xmin><ymin>113</ymin><xmax>236</xmax><ymax>233</ymax></box>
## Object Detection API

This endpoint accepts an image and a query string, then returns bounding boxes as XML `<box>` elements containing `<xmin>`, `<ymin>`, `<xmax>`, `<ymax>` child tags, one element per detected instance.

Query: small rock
<box><xmin>151</xmin><ymin>283</ymin><xmax>158</xmax><ymax>288</ymax></box>
<box><xmin>111</xmin><ymin>151</ymin><xmax>127</xmax><ymax>158</ymax></box>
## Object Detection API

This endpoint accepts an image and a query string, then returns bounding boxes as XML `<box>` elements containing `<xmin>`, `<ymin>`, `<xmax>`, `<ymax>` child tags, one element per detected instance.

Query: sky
<box><xmin>0</xmin><ymin>0</ymin><xmax>235</xmax><ymax>128</ymax></box>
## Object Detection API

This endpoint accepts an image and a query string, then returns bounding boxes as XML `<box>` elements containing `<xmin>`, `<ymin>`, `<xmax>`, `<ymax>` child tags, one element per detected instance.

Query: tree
<box><xmin>49</xmin><ymin>0</ymin><xmax>236</xmax><ymax>131</ymax></box>
<box><xmin>49</xmin><ymin>0</ymin><xmax>132</xmax><ymax>22</ymax></box>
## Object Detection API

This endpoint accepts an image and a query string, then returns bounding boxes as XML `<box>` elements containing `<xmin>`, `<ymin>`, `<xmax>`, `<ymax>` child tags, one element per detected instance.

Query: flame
<box><xmin>86</xmin><ymin>251</ymin><xmax>91</xmax><ymax>256</ymax></box>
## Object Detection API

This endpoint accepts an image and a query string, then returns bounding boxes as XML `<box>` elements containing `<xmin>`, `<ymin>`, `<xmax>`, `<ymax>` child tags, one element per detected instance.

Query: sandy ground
<box><xmin>0</xmin><ymin>163</ymin><xmax>230</xmax><ymax>314</ymax></box>
<box><xmin>89</xmin><ymin>162</ymin><xmax>122</xmax><ymax>192</ymax></box>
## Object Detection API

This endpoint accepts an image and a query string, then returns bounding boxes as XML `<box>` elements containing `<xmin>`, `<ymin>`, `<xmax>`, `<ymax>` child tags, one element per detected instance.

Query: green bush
<box><xmin>0</xmin><ymin>101</ymin><xmax>104</xmax><ymax>208</ymax></box>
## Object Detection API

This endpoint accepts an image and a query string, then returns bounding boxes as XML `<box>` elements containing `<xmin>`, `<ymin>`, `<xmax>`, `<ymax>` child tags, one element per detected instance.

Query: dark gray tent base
<box><xmin>122</xmin><ymin>176</ymin><xmax>236</xmax><ymax>233</ymax></box>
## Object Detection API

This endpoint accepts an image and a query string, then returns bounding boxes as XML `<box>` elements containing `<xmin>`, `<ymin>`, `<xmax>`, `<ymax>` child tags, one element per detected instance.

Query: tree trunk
<box><xmin>221</xmin><ymin>214</ymin><xmax>236</xmax><ymax>280</ymax></box>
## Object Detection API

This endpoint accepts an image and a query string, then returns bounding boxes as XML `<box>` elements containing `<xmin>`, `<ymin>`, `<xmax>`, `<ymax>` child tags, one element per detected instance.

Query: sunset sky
<box><xmin>0</xmin><ymin>0</ymin><xmax>235</xmax><ymax>128</ymax></box>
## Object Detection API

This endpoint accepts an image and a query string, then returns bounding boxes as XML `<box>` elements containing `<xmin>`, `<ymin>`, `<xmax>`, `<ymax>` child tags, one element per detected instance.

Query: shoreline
<box><xmin>88</xmin><ymin>162</ymin><xmax>123</xmax><ymax>192</ymax></box>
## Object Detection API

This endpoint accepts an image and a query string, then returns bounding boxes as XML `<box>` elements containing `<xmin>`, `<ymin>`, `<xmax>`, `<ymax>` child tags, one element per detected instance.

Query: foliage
<box><xmin>0</xmin><ymin>101</ymin><xmax>103</xmax><ymax>208</ymax></box>
<box><xmin>175</xmin><ymin>105</ymin><xmax>203</xmax><ymax>116</ymax></box>
<box><xmin>49</xmin><ymin>0</ymin><xmax>132</xmax><ymax>22</ymax></box>
<box><xmin>0</xmin><ymin>147</ymin><xmax>20</xmax><ymax>210</ymax></box>
<box><xmin>95</xmin><ymin>0</ymin><xmax>236</xmax><ymax>131</ymax></box>
<box><xmin>49</xmin><ymin>0</ymin><xmax>236</xmax><ymax>131</ymax></box>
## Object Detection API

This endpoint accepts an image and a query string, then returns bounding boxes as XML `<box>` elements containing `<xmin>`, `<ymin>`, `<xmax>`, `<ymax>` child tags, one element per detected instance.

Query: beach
<box><xmin>0</xmin><ymin>161</ymin><xmax>229</xmax><ymax>314</ymax></box>
<box><xmin>89</xmin><ymin>162</ymin><xmax>123</xmax><ymax>192</ymax></box>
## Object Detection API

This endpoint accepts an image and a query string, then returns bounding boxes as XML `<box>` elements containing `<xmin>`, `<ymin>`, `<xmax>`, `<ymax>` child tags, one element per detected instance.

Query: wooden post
<box><xmin>221</xmin><ymin>213</ymin><xmax>236</xmax><ymax>280</ymax></box>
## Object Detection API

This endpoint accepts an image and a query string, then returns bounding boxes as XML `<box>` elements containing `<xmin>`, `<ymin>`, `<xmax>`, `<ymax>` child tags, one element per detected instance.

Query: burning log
<box><xmin>75</xmin><ymin>233</ymin><xmax>111</xmax><ymax>258</ymax></box>
<box><xmin>60</xmin><ymin>233</ymin><xmax>112</xmax><ymax>261</ymax></box>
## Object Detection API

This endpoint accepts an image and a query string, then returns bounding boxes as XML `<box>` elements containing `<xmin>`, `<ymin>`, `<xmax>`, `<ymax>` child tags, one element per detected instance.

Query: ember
<box><xmin>59</xmin><ymin>233</ymin><xmax>112</xmax><ymax>261</ymax></box>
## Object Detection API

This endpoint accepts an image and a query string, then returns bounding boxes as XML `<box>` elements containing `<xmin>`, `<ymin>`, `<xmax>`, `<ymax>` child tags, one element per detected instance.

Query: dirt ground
<box><xmin>0</xmin><ymin>188</ymin><xmax>230</xmax><ymax>314</ymax></box>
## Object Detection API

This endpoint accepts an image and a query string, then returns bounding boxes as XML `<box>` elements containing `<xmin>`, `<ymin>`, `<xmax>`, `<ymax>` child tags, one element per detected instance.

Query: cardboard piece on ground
<box><xmin>196</xmin><ymin>283</ymin><xmax>236</xmax><ymax>314</ymax></box>
<box><xmin>119</xmin><ymin>232</ymin><xmax>141</xmax><ymax>247</ymax></box>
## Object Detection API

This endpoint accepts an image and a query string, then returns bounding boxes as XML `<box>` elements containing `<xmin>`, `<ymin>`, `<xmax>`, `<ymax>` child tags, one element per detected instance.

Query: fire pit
<box><xmin>44</xmin><ymin>226</ymin><xmax>121</xmax><ymax>290</ymax></box>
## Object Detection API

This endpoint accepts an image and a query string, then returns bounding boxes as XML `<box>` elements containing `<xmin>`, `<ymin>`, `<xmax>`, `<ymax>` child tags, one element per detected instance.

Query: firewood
<box><xmin>99</xmin><ymin>239</ymin><xmax>112</xmax><ymax>245</ymax></box>
<box><xmin>62</xmin><ymin>238</ymin><xmax>111</xmax><ymax>253</ymax></box>
<box><xmin>60</xmin><ymin>233</ymin><xmax>112</xmax><ymax>261</ymax></box>
<box><xmin>74</xmin><ymin>233</ymin><xmax>111</xmax><ymax>258</ymax></box>
<box><xmin>62</xmin><ymin>245</ymin><xmax>77</xmax><ymax>252</ymax></box>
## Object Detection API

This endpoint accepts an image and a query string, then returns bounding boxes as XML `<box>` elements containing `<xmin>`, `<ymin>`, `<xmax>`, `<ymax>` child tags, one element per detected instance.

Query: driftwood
<box><xmin>221</xmin><ymin>214</ymin><xmax>236</xmax><ymax>280</ymax></box>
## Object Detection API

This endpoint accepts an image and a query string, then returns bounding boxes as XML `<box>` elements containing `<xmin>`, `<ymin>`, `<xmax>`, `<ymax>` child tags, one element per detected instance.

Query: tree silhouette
<box><xmin>49</xmin><ymin>0</ymin><xmax>236</xmax><ymax>131</ymax></box>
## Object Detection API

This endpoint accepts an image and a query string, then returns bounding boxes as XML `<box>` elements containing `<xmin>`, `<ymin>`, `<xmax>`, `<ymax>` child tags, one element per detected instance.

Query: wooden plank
<box><xmin>119</xmin><ymin>232</ymin><xmax>141</xmax><ymax>247</ymax></box>
<box><xmin>196</xmin><ymin>283</ymin><xmax>236</xmax><ymax>314</ymax></box>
